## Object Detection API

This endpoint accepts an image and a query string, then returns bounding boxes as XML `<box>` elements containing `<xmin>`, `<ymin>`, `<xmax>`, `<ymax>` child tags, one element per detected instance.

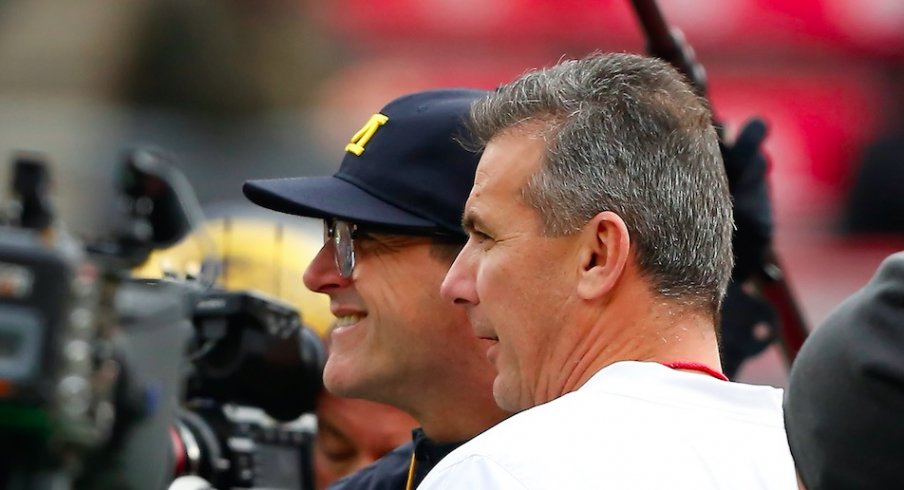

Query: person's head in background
<box><xmin>244</xmin><ymin>89</ymin><xmax>509</xmax><ymax>442</ymax></box>
<box><xmin>312</xmin><ymin>391</ymin><xmax>416</xmax><ymax>489</ymax></box>
<box><xmin>784</xmin><ymin>251</ymin><xmax>904</xmax><ymax>490</ymax></box>
<box><xmin>442</xmin><ymin>52</ymin><xmax>733</xmax><ymax>412</ymax></box>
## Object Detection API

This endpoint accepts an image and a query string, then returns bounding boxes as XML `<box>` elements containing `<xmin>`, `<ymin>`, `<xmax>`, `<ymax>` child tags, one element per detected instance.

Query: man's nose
<box><xmin>441</xmin><ymin>243</ymin><xmax>479</xmax><ymax>306</ymax></box>
<box><xmin>304</xmin><ymin>242</ymin><xmax>350</xmax><ymax>293</ymax></box>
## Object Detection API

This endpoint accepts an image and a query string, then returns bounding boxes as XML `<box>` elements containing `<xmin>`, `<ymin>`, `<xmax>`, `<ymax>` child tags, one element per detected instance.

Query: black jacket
<box><xmin>327</xmin><ymin>429</ymin><xmax>464</xmax><ymax>490</ymax></box>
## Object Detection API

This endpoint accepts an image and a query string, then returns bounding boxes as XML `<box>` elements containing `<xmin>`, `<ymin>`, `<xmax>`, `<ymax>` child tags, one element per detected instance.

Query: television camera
<box><xmin>0</xmin><ymin>149</ymin><xmax>325</xmax><ymax>490</ymax></box>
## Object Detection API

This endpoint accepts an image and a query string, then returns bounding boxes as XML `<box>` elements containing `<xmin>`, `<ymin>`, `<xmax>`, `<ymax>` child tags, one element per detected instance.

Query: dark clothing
<box><xmin>326</xmin><ymin>443</ymin><xmax>411</xmax><ymax>490</ymax></box>
<box><xmin>844</xmin><ymin>130</ymin><xmax>904</xmax><ymax>234</ymax></box>
<box><xmin>327</xmin><ymin>429</ymin><xmax>464</xmax><ymax>490</ymax></box>
<box><xmin>785</xmin><ymin>252</ymin><xmax>904</xmax><ymax>489</ymax></box>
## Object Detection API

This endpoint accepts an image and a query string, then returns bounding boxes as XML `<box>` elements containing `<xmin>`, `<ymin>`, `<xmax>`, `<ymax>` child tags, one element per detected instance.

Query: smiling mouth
<box><xmin>334</xmin><ymin>314</ymin><xmax>365</xmax><ymax>328</ymax></box>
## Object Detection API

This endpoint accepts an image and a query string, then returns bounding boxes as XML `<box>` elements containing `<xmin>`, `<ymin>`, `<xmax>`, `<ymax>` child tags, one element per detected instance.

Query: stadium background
<box><xmin>0</xmin><ymin>0</ymin><xmax>901</xmax><ymax>386</ymax></box>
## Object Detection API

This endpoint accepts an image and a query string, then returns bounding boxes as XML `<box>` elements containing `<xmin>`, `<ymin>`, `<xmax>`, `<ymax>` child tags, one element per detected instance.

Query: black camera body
<box><xmin>171</xmin><ymin>289</ymin><xmax>325</xmax><ymax>490</ymax></box>
<box><xmin>173</xmin><ymin>403</ymin><xmax>315</xmax><ymax>490</ymax></box>
<box><xmin>188</xmin><ymin>290</ymin><xmax>324</xmax><ymax>420</ymax></box>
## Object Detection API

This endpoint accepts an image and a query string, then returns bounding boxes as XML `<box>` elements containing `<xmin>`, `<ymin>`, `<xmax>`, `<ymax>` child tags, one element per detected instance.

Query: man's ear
<box><xmin>576</xmin><ymin>211</ymin><xmax>630</xmax><ymax>300</ymax></box>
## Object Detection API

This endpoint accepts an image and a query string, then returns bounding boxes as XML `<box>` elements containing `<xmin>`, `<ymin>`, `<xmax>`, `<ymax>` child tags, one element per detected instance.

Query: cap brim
<box><xmin>243</xmin><ymin>176</ymin><xmax>437</xmax><ymax>230</ymax></box>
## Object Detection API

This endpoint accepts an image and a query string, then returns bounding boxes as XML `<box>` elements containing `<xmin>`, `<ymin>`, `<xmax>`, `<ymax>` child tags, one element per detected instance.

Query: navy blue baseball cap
<box><xmin>243</xmin><ymin>89</ymin><xmax>487</xmax><ymax>238</ymax></box>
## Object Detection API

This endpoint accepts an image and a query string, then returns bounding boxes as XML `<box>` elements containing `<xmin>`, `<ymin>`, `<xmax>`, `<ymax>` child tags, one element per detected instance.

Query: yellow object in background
<box><xmin>133</xmin><ymin>216</ymin><xmax>332</xmax><ymax>336</ymax></box>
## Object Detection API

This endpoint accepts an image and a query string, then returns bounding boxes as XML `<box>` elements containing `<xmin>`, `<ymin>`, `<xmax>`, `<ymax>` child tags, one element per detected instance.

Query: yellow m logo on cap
<box><xmin>345</xmin><ymin>113</ymin><xmax>389</xmax><ymax>156</ymax></box>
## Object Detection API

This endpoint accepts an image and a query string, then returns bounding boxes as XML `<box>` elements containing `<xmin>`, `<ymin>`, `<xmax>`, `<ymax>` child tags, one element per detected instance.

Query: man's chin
<box><xmin>492</xmin><ymin>377</ymin><xmax>523</xmax><ymax>413</ymax></box>
<box><xmin>322</xmin><ymin>360</ymin><xmax>362</xmax><ymax>398</ymax></box>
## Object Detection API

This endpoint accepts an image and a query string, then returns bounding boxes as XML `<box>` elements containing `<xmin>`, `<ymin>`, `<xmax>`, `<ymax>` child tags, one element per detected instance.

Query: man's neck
<box><xmin>400</xmin><ymin>380</ymin><xmax>510</xmax><ymax>443</ymax></box>
<box><xmin>539</xmin><ymin>290</ymin><xmax>722</xmax><ymax>406</ymax></box>
<box><xmin>416</xmin><ymin>403</ymin><xmax>509</xmax><ymax>443</ymax></box>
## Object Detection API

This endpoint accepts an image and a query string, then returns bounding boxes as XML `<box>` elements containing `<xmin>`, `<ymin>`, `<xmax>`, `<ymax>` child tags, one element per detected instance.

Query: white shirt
<box><xmin>418</xmin><ymin>361</ymin><xmax>797</xmax><ymax>489</ymax></box>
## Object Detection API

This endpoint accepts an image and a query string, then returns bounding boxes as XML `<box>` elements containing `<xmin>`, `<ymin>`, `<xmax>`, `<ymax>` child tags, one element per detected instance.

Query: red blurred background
<box><xmin>0</xmin><ymin>0</ymin><xmax>901</xmax><ymax>384</ymax></box>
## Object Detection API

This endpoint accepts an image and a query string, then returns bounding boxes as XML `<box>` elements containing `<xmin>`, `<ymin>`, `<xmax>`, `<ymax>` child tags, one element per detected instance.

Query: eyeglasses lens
<box><xmin>324</xmin><ymin>219</ymin><xmax>356</xmax><ymax>278</ymax></box>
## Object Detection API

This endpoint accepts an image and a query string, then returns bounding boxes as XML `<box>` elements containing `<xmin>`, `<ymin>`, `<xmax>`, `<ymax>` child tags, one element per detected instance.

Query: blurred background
<box><xmin>0</xmin><ymin>0</ymin><xmax>901</xmax><ymax>386</ymax></box>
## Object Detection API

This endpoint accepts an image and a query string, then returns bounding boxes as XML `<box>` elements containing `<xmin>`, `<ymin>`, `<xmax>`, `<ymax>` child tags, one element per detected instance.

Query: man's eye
<box><xmin>364</xmin><ymin>233</ymin><xmax>410</xmax><ymax>246</ymax></box>
<box><xmin>471</xmin><ymin>230</ymin><xmax>493</xmax><ymax>244</ymax></box>
<box><xmin>317</xmin><ymin>426</ymin><xmax>357</xmax><ymax>461</ymax></box>
<box><xmin>353</xmin><ymin>230</ymin><xmax>386</xmax><ymax>247</ymax></box>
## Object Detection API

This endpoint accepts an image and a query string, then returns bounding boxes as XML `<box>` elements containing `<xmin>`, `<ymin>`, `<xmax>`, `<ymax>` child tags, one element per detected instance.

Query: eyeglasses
<box><xmin>323</xmin><ymin>218</ymin><xmax>462</xmax><ymax>279</ymax></box>
<box><xmin>323</xmin><ymin>219</ymin><xmax>359</xmax><ymax>279</ymax></box>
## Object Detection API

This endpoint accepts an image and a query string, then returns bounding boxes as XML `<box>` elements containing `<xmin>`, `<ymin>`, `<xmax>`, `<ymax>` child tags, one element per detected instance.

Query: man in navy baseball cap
<box><xmin>244</xmin><ymin>89</ymin><xmax>484</xmax><ymax>236</ymax></box>
<box><xmin>244</xmin><ymin>89</ymin><xmax>509</xmax><ymax>490</ymax></box>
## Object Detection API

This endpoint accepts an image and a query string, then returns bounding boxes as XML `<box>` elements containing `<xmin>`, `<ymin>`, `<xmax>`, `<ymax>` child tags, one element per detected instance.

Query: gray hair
<box><xmin>469</xmin><ymin>52</ymin><xmax>733</xmax><ymax>315</ymax></box>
